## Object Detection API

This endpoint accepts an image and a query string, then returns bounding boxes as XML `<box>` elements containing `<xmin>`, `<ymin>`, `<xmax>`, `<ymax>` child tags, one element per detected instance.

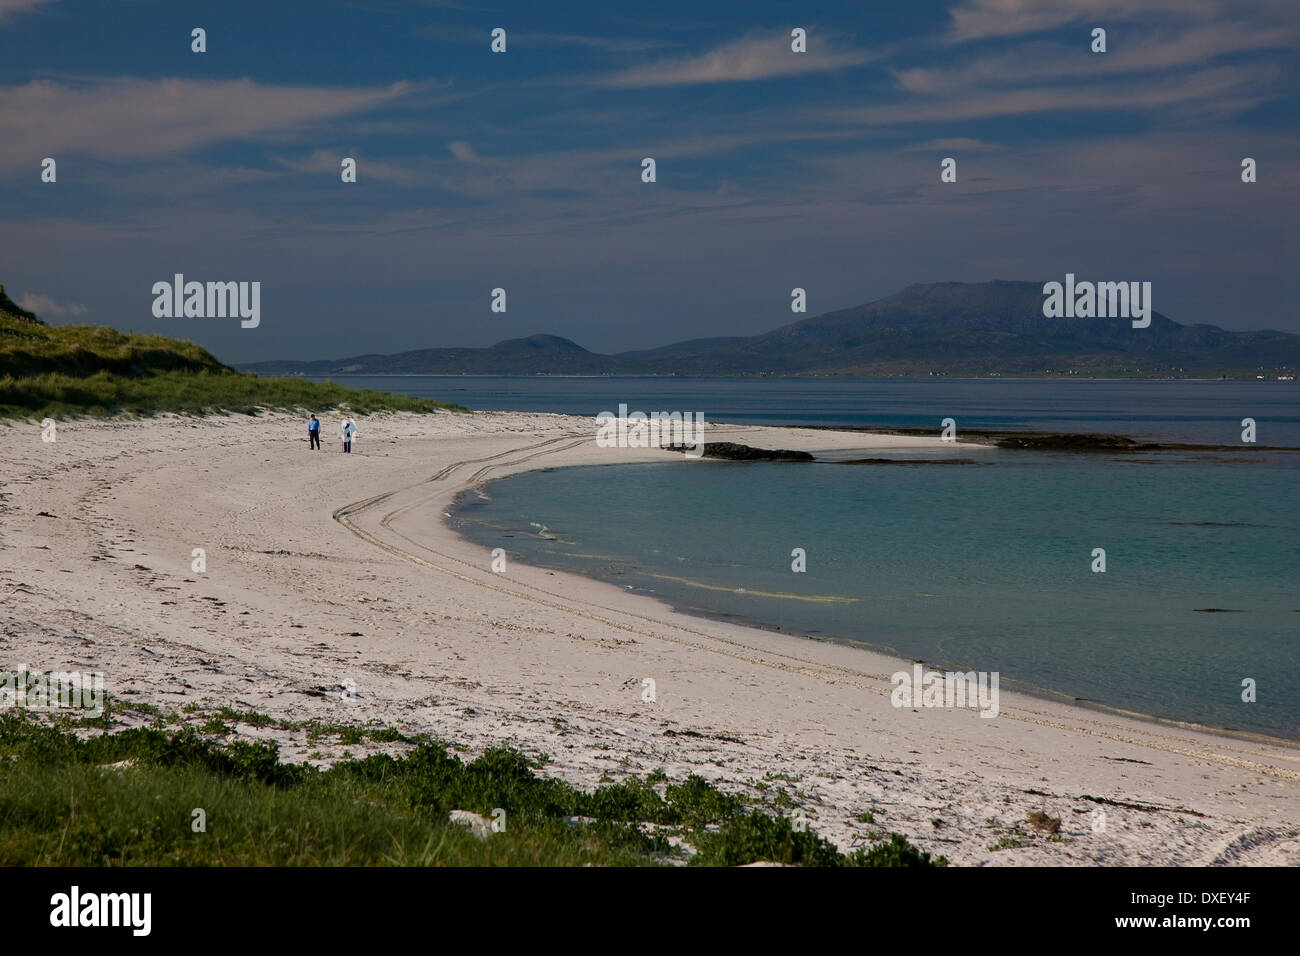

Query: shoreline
<box><xmin>444</xmin><ymin>452</ymin><xmax>1300</xmax><ymax>752</ymax></box>
<box><xmin>284</xmin><ymin>372</ymin><xmax>1291</xmax><ymax>383</ymax></box>
<box><xmin>3</xmin><ymin>409</ymin><xmax>1298</xmax><ymax>865</ymax></box>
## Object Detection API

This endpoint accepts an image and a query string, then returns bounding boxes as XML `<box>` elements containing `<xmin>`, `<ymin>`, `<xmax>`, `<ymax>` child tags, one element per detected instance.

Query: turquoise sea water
<box><xmin>454</xmin><ymin>455</ymin><xmax>1300</xmax><ymax>738</ymax></box>
<box><xmin>322</xmin><ymin>375</ymin><xmax>1298</xmax><ymax>738</ymax></box>
<box><xmin>447</xmin><ymin>437</ymin><xmax>1298</xmax><ymax>741</ymax></box>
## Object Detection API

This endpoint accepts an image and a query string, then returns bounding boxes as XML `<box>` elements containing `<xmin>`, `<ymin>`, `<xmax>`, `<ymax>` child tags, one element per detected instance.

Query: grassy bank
<box><xmin>0</xmin><ymin>295</ymin><xmax>464</xmax><ymax>418</ymax></box>
<box><xmin>0</xmin><ymin>369</ymin><xmax>465</xmax><ymax>418</ymax></box>
<box><xmin>0</xmin><ymin>707</ymin><xmax>945</xmax><ymax>867</ymax></box>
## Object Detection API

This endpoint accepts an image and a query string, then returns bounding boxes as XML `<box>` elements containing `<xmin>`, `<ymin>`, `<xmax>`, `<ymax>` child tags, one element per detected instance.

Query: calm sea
<box><xmin>315</xmin><ymin>375</ymin><xmax>1300</xmax><ymax>444</ymax></box>
<box><xmin>321</xmin><ymin>376</ymin><xmax>1300</xmax><ymax>739</ymax></box>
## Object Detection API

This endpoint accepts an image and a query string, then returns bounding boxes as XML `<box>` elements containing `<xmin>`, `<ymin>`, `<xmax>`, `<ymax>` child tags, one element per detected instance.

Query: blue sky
<box><xmin>2</xmin><ymin>0</ymin><xmax>1297</xmax><ymax>363</ymax></box>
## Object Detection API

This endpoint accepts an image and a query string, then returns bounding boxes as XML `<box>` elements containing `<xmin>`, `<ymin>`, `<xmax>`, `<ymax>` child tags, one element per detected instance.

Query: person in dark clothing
<box><xmin>308</xmin><ymin>414</ymin><xmax>321</xmax><ymax>450</ymax></box>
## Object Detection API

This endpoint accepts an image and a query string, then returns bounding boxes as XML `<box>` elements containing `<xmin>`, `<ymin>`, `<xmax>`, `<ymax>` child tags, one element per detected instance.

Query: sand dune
<box><xmin>2</xmin><ymin>410</ymin><xmax>1297</xmax><ymax>865</ymax></box>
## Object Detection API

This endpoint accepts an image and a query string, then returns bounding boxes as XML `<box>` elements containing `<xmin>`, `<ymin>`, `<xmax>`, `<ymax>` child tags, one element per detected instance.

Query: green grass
<box><xmin>988</xmin><ymin>836</ymin><xmax>1031</xmax><ymax>852</ymax></box>
<box><xmin>0</xmin><ymin>305</ymin><xmax>224</xmax><ymax>378</ymax></box>
<box><xmin>0</xmin><ymin>368</ymin><xmax>465</xmax><ymax>419</ymax></box>
<box><xmin>0</xmin><ymin>305</ymin><xmax>465</xmax><ymax>418</ymax></box>
<box><xmin>0</xmin><ymin>710</ymin><xmax>947</xmax><ymax>867</ymax></box>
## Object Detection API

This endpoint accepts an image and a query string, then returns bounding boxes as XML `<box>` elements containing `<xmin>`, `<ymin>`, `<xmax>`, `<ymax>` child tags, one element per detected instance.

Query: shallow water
<box><xmin>451</xmin><ymin>446</ymin><xmax>1299</xmax><ymax>740</ymax></box>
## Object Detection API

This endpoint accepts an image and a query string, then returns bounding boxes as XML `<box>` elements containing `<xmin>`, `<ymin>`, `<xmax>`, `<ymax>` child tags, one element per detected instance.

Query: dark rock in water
<box><xmin>664</xmin><ymin>442</ymin><xmax>814</xmax><ymax>461</ymax></box>
<box><xmin>1193</xmin><ymin>608</ymin><xmax>1243</xmax><ymax>613</ymax></box>
<box><xmin>995</xmin><ymin>433</ymin><xmax>1162</xmax><ymax>451</ymax></box>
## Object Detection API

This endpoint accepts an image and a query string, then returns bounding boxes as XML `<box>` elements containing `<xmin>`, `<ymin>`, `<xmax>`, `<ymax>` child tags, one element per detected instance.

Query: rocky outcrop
<box><xmin>664</xmin><ymin>442</ymin><xmax>814</xmax><ymax>461</ymax></box>
<box><xmin>994</xmin><ymin>433</ymin><xmax>1162</xmax><ymax>451</ymax></box>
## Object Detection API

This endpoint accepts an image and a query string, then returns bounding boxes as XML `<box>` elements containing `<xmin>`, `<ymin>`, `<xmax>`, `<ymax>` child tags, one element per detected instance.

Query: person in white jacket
<box><xmin>341</xmin><ymin>417</ymin><xmax>355</xmax><ymax>453</ymax></box>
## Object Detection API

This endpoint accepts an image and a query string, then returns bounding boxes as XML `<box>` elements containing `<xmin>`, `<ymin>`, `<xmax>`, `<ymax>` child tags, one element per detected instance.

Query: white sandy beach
<box><xmin>2</xmin><ymin>409</ymin><xmax>1297</xmax><ymax>866</ymax></box>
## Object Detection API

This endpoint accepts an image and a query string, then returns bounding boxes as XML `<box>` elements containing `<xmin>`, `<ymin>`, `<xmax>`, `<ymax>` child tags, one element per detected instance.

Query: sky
<box><xmin>2</xmin><ymin>0</ymin><xmax>1297</xmax><ymax>364</ymax></box>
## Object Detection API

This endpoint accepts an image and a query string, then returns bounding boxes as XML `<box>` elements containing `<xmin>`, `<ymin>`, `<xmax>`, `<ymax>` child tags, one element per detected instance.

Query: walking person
<box><xmin>344</xmin><ymin>417</ymin><xmax>356</xmax><ymax>453</ymax></box>
<box><xmin>308</xmin><ymin>413</ymin><xmax>321</xmax><ymax>450</ymax></box>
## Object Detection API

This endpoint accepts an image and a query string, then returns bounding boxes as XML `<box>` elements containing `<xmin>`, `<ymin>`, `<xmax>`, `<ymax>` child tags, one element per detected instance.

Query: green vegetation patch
<box><xmin>0</xmin><ymin>302</ymin><xmax>465</xmax><ymax>418</ymax></box>
<box><xmin>0</xmin><ymin>710</ymin><xmax>946</xmax><ymax>867</ymax></box>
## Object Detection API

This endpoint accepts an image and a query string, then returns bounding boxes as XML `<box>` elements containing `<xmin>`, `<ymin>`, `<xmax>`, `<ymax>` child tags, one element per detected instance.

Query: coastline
<box><xmin>3</xmin><ymin>409</ymin><xmax>1298</xmax><ymax>865</ymax></box>
<box><xmin>294</xmin><ymin>372</ymin><xmax>1288</xmax><ymax>382</ymax></box>
<box><xmin>448</xmin><ymin>475</ymin><xmax>1299</xmax><ymax>751</ymax></box>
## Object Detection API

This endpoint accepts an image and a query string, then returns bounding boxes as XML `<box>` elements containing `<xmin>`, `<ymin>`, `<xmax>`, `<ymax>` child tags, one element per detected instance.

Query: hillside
<box><xmin>0</xmin><ymin>284</ymin><xmax>40</xmax><ymax>323</ymax></box>
<box><xmin>242</xmin><ymin>334</ymin><xmax>636</xmax><ymax>376</ymax></box>
<box><xmin>238</xmin><ymin>281</ymin><xmax>1300</xmax><ymax>378</ymax></box>
<box><xmin>0</xmin><ymin>284</ymin><xmax>465</xmax><ymax>418</ymax></box>
<box><xmin>731</xmin><ymin>282</ymin><xmax>1300</xmax><ymax>376</ymax></box>
<box><xmin>1</xmin><ymin>290</ymin><xmax>229</xmax><ymax>379</ymax></box>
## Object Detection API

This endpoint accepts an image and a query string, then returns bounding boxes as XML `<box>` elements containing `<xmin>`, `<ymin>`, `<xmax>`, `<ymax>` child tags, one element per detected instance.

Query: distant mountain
<box><xmin>492</xmin><ymin>334</ymin><xmax>589</xmax><ymax>353</ymax></box>
<box><xmin>238</xmin><ymin>281</ymin><xmax>1300</xmax><ymax>378</ymax></box>
<box><xmin>617</xmin><ymin>336</ymin><xmax>750</xmax><ymax>362</ymax></box>
<box><xmin>242</xmin><ymin>334</ymin><xmax>631</xmax><ymax>375</ymax></box>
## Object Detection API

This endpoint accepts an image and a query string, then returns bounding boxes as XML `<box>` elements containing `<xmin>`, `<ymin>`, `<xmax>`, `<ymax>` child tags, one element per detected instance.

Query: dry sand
<box><xmin>2</xmin><ymin>409</ymin><xmax>1297</xmax><ymax>865</ymax></box>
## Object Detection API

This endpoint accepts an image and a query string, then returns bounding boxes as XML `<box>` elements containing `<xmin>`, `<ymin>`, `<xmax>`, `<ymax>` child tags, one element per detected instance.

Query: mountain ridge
<box><xmin>236</xmin><ymin>281</ymin><xmax>1300</xmax><ymax>378</ymax></box>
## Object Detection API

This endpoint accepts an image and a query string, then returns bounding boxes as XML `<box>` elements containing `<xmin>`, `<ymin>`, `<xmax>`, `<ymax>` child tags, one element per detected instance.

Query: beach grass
<box><xmin>0</xmin><ymin>307</ymin><xmax>465</xmax><ymax>418</ymax></box>
<box><xmin>0</xmin><ymin>708</ymin><xmax>946</xmax><ymax>867</ymax></box>
<box><xmin>0</xmin><ymin>369</ymin><xmax>465</xmax><ymax>419</ymax></box>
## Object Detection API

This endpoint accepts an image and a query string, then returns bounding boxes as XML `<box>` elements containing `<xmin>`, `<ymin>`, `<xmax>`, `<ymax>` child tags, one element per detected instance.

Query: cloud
<box><xmin>903</xmin><ymin>137</ymin><xmax>1002</xmax><ymax>152</ymax></box>
<box><xmin>448</xmin><ymin>141</ymin><xmax>477</xmax><ymax>162</ymax></box>
<box><xmin>0</xmin><ymin>0</ymin><xmax>56</xmax><ymax>26</ymax></box>
<box><xmin>419</xmin><ymin>24</ymin><xmax>662</xmax><ymax>53</ymax></box>
<box><xmin>602</xmin><ymin>31</ymin><xmax>875</xmax><ymax>87</ymax></box>
<box><xmin>18</xmin><ymin>291</ymin><xmax>86</xmax><ymax>317</ymax></box>
<box><xmin>527</xmin><ymin>33</ymin><xmax>666</xmax><ymax>53</ymax></box>
<box><xmin>943</xmin><ymin>0</ymin><xmax>1223</xmax><ymax>43</ymax></box>
<box><xmin>834</xmin><ymin>63</ymin><xmax>1275</xmax><ymax>125</ymax></box>
<box><xmin>271</xmin><ymin>148</ymin><xmax>419</xmax><ymax>185</ymax></box>
<box><xmin>900</xmin><ymin>22</ymin><xmax>1299</xmax><ymax>93</ymax></box>
<box><xmin>0</xmin><ymin>77</ymin><xmax>417</xmax><ymax>171</ymax></box>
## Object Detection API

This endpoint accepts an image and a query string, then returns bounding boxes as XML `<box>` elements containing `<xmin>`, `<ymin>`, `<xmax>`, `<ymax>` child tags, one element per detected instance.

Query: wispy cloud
<box><xmin>272</xmin><ymin>148</ymin><xmax>420</xmax><ymax>185</ymax></box>
<box><xmin>0</xmin><ymin>0</ymin><xmax>57</xmax><ymax>26</ymax></box>
<box><xmin>602</xmin><ymin>30</ymin><xmax>875</xmax><ymax>87</ymax></box>
<box><xmin>943</xmin><ymin>0</ymin><xmax>1223</xmax><ymax>43</ymax></box>
<box><xmin>419</xmin><ymin>24</ymin><xmax>663</xmax><ymax>53</ymax></box>
<box><xmin>448</xmin><ymin>140</ymin><xmax>477</xmax><ymax>162</ymax></box>
<box><xmin>0</xmin><ymin>77</ymin><xmax>418</xmax><ymax>170</ymax></box>
<box><xmin>528</xmin><ymin>32</ymin><xmax>666</xmax><ymax>53</ymax></box>
<box><xmin>18</xmin><ymin>291</ymin><xmax>86</xmax><ymax>317</ymax></box>
<box><xmin>903</xmin><ymin>21</ymin><xmax>1299</xmax><ymax>93</ymax></box>
<box><xmin>902</xmin><ymin>137</ymin><xmax>1003</xmax><ymax>152</ymax></box>
<box><xmin>836</xmin><ymin>63</ymin><xmax>1275</xmax><ymax>125</ymax></box>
